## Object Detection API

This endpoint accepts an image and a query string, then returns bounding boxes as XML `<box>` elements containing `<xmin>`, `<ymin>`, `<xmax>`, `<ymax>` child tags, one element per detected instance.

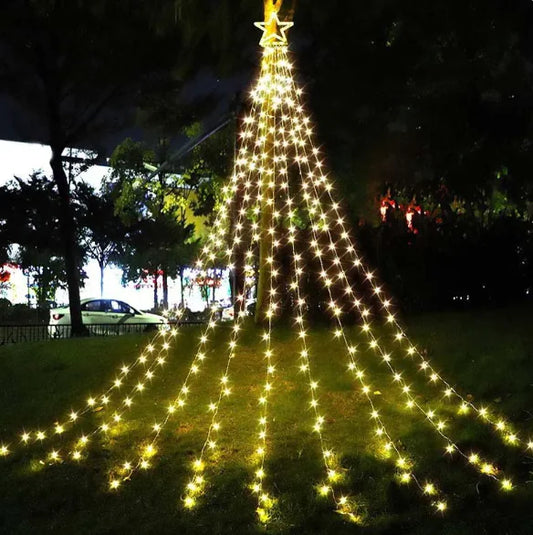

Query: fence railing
<box><xmin>0</xmin><ymin>320</ymin><xmax>206</xmax><ymax>346</ymax></box>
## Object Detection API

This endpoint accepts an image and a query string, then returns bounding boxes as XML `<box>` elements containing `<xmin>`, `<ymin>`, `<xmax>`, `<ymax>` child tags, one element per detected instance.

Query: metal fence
<box><xmin>0</xmin><ymin>321</ymin><xmax>205</xmax><ymax>345</ymax></box>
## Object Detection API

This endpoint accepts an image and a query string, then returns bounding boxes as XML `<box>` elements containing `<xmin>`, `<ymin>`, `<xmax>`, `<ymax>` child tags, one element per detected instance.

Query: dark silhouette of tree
<box><xmin>77</xmin><ymin>183</ymin><xmax>128</xmax><ymax>298</ymax></box>
<box><xmin>0</xmin><ymin>0</ymin><xmax>221</xmax><ymax>334</ymax></box>
<box><xmin>0</xmin><ymin>173</ymin><xmax>83</xmax><ymax>307</ymax></box>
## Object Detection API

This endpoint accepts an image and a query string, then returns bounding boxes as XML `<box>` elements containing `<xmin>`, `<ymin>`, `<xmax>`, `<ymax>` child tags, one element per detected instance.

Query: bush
<box><xmin>0</xmin><ymin>303</ymin><xmax>49</xmax><ymax>324</ymax></box>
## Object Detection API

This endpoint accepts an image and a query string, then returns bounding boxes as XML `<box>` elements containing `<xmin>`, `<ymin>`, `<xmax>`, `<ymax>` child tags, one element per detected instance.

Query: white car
<box><xmin>49</xmin><ymin>298</ymin><xmax>167</xmax><ymax>337</ymax></box>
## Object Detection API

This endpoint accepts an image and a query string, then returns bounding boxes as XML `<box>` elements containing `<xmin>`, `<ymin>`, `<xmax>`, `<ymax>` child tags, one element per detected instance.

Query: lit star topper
<box><xmin>254</xmin><ymin>12</ymin><xmax>294</xmax><ymax>48</ymax></box>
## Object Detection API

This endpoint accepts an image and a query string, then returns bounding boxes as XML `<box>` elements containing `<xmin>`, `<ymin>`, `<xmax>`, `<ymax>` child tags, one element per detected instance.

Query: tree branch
<box><xmin>64</xmin><ymin>87</ymin><xmax>118</xmax><ymax>147</ymax></box>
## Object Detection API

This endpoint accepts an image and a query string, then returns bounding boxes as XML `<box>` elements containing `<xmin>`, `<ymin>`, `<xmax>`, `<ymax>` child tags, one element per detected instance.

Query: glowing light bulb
<box><xmin>501</xmin><ymin>479</ymin><xmax>513</xmax><ymax>491</ymax></box>
<box><xmin>319</xmin><ymin>485</ymin><xmax>330</xmax><ymax>496</ymax></box>
<box><xmin>424</xmin><ymin>483</ymin><xmax>436</xmax><ymax>495</ymax></box>
<box><xmin>436</xmin><ymin>501</ymin><xmax>447</xmax><ymax>512</ymax></box>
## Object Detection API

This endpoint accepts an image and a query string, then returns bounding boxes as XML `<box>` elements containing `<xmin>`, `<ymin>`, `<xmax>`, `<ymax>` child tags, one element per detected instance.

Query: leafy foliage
<box><xmin>0</xmin><ymin>173</ymin><xmax>77</xmax><ymax>305</ymax></box>
<box><xmin>109</xmin><ymin>138</ymin><xmax>201</xmax><ymax>307</ymax></box>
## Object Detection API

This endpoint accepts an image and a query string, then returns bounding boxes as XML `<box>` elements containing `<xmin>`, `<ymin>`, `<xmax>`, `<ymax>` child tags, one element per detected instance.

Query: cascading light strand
<box><xmin>249</xmin><ymin>46</ymin><xmax>282</xmax><ymax>525</ymax></box>
<box><xmin>109</xmin><ymin>89</ymin><xmax>269</xmax><ymax>489</ymax></box>
<box><xmin>284</xmin><ymin>201</ymin><xmax>361</xmax><ymax>522</ymax></box>
<box><xmin>289</xmin><ymin>148</ymin><xmax>509</xmax><ymax>490</ymax></box>
<box><xmin>41</xmin><ymin>152</ymin><xmax>259</xmax><ymax>466</ymax></box>
<box><xmin>0</xmin><ymin>114</ymin><xmax>259</xmax><ymax>461</ymax></box>
<box><xmin>182</xmin><ymin>293</ymin><xmax>250</xmax><ymax>509</ymax></box>
<box><xmin>183</xmin><ymin>184</ymin><xmax>265</xmax><ymax>509</ymax></box>
<box><xmin>9</xmin><ymin>327</ymin><xmax>173</xmax><ymax>461</ymax></box>
<box><xmin>281</xmin><ymin>69</ymin><xmax>511</xmax><ymax>494</ymax></box>
<box><xmin>274</xmin><ymin>81</ymin><xmax>361</xmax><ymax>520</ymax></box>
<box><xmin>296</xmin><ymin>174</ymin><xmax>450</xmax><ymax>512</ymax></box>
<box><xmin>114</xmin><ymin>217</ymin><xmax>256</xmax><ymax>486</ymax></box>
<box><xmin>286</xmin><ymin>71</ymin><xmax>530</xmax><ymax>460</ymax></box>
<box><xmin>60</xmin><ymin>330</ymin><xmax>181</xmax><ymax>464</ymax></box>
<box><xmin>275</xmin><ymin>73</ymin><xmax>447</xmax><ymax>515</ymax></box>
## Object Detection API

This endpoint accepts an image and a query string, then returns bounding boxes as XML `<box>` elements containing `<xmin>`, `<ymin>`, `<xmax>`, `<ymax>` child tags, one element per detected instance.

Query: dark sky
<box><xmin>3</xmin><ymin>0</ymin><xmax>533</xmax><ymax>189</ymax></box>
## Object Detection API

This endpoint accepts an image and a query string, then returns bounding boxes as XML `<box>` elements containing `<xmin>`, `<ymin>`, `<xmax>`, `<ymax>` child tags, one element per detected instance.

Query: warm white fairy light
<box><xmin>1</xmin><ymin>328</ymin><xmax>177</xmax><ymax>456</ymax></box>
<box><xmin>2</xmin><ymin>12</ymin><xmax>526</xmax><ymax>526</ymax></box>
<box><xmin>249</xmin><ymin>54</ymin><xmax>285</xmax><ymax>522</ymax></box>
<box><xmin>283</xmin><ymin>185</ymin><xmax>358</xmax><ymax>520</ymax></box>
<box><xmin>182</xmin><ymin>254</ymin><xmax>257</xmax><ymax>507</ymax></box>
<box><xmin>278</xmin><ymin>77</ymin><xmax>447</xmax><ymax>514</ymax></box>
<box><xmin>291</xmin><ymin>79</ymin><xmax>528</xmax><ymax>458</ymax></box>
<box><xmin>281</xmin><ymin>59</ymin><xmax>510</xmax><ymax>492</ymax></box>
<box><xmin>56</xmin><ymin>334</ymin><xmax>181</xmax><ymax>462</ymax></box>
<box><xmin>111</xmin><ymin>76</ymin><xmax>268</xmax><ymax>489</ymax></box>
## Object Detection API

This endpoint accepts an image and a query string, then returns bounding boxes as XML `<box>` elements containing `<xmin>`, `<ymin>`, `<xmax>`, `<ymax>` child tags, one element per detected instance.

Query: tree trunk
<box><xmin>254</xmin><ymin>180</ymin><xmax>273</xmax><ymax>323</ymax></box>
<box><xmin>153</xmin><ymin>271</ymin><xmax>159</xmax><ymax>309</ymax></box>
<box><xmin>50</xmin><ymin>147</ymin><xmax>87</xmax><ymax>336</ymax></box>
<box><xmin>99</xmin><ymin>260</ymin><xmax>105</xmax><ymax>297</ymax></box>
<box><xmin>162</xmin><ymin>269</ymin><xmax>168</xmax><ymax>309</ymax></box>
<box><xmin>179</xmin><ymin>267</ymin><xmax>185</xmax><ymax>307</ymax></box>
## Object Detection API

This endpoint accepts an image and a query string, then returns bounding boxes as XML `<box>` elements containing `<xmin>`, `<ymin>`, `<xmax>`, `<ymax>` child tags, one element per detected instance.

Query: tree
<box><xmin>77</xmin><ymin>183</ymin><xmax>128</xmax><ymax>297</ymax></box>
<box><xmin>0</xmin><ymin>0</ymin><xmax>218</xmax><ymax>334</ymax></box>
<box><xmin>0</xmin><ymin>173</ymin><xmax>82</xmax><ymax>307</ymax></box>
<box><xmin>290</xmin><ymin>0</ymin><xmax>533</xmax><ymax>219</ymax></box>
<box><xmin>254</xmin><ymin>0</ymin><xmax>288</xmax><ymax>323</ymax></box>
<box><xmin>110</xmin><ymin>138</ymin><xmax>202</xmax><ymax>309</ymax></box>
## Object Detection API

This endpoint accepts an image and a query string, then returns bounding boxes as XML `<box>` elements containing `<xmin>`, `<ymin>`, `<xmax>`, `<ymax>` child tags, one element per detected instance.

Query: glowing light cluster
<box><xmin>1</xmin><ymin>12</ymin><xmax>528</xmax><ymax>527</ymax></box>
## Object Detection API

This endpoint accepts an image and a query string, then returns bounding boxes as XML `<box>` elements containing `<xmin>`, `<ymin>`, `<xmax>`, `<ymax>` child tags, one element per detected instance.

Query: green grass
<box><xmin>1</xmin><ymin>306</ymin><xmax>533</xmax><ymax>534</ymax></box>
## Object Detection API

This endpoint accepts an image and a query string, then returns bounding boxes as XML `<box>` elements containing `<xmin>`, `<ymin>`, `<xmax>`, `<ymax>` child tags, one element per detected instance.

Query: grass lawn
<box><xmin>1</xmin><ymin>304</ymin><xmax>533</xmax><ymax>534</ymax></box>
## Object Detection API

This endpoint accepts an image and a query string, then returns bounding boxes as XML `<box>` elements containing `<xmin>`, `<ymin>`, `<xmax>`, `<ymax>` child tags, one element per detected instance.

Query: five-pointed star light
<box><xmin>254</xmin><ymin>12</ymin><xmax>294</xmax><ymax>47</ymax></box>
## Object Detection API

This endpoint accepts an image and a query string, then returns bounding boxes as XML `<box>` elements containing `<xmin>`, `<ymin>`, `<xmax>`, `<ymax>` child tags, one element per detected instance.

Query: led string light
<box><xmin>107</xmin><ymin>84</ymin><xmax>271</xmax><ymax>489</ymax></box>
<box><xmin>182</xmin><ymin>283</ymin><xmax>252</xmax><ymax>510</ymax></box>
<box><xmin>273</xmin><ymin>80</ymin><xmax>360</xmax><ymax>519</ymax></box>
<box><xmin>316</xmin><ymin>195</ymin><xmax>528</xmax><ymax>457</ymax></box>
<box><xmin>248</xmin><ymin>46</ymin><xmax>283</xmax><ymax>524</ymax></box>
<box><xmin>275</xmin><ymin>78</ymin><xmax>448</xmax><ymax>514</ymax></box>
<box><xmin>279</xmin><ymin>63</ymin><xmax>513</xmax><ymax>494</ymax></box>
<box><xmin>0</xmin><ymin>129</ymin><xmax>259</xmax><ymax>461</ymax></box>
<box><xmin>283</xmin><ymin>70</ymin><xmax>531</xmax><ymax>459</ymax></box>
<box><xmin>8</xmin><ymin>138</ymin><xmax>261</xmax><ymax>464</ymax></box>
<box><xmin>112</xmin><ymin>212</ymin><xmax>261</xmax><ymax>486</ymax></box>
<box><xmin>33</xmin><ymin>161</ymin><xmax>258</xmax><ymax>466</ymax></box>
<box><xmin>304</xmin><ymin>186</ymin><xmax>511</xmax><ymax>490</ymax></box>
<box><xmin>56</xmin><ymin>331</ymin><xmax>185</xmax><ymax>465</ymax></box>
<box><xmin>64</xmin><ymin>185</ymin><xmax>252</xmax><ymax>469</ymax></box>
<box><xmin>0</xmin><ymin>326</ymin><xmax>177</xmax><ymax>461</ymax></box>
<box><xmin>46</xmin><ymin>331</ymin><xmax>181</xmax><ymax>465</ymax></box>
<box><xmin>283</xmin><ymin>199</ymin><xmax>361</xmax><ymax>520</ymax></box>
<box><xmin>283</xmin><ymin>128</ymin><xmax>513</xmax><ymax>490</ymax></box>
<box><xmin>286</xmin><ymin>99</ymin><xmax>502</xmax><ymax>493</ymax></box>
<box><xmin>109</xmin><ymin>194</ymin><xmax>254</xmax><ymax>487</ymax></box>
<box><xmin>182</xmin><ymin>156</ymin><xmax>270</xmax><ymax>509</ymax></box>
